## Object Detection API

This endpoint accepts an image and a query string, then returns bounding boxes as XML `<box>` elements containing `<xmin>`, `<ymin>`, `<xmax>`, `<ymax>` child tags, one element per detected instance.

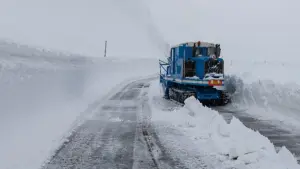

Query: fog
<box><xmin>0</xmin><ymin>0</ymin><xmax>165</xmax><ymax>58</ymax></box>
<box><xmin>0</xmin><ymin>0</ymin><xmax>299</xmax><ymax>60</ymax></box>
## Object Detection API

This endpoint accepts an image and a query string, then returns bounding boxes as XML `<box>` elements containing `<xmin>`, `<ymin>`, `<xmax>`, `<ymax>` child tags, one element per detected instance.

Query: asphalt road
<box><xmin>42</xmin><ymin>79</ymin><xmax>207</xmax><ymax>169</ymax></box>
<box><xmin>41</xmin><ymin>77</ymin><xmax>300</xmax><ymax>168</ymax></box>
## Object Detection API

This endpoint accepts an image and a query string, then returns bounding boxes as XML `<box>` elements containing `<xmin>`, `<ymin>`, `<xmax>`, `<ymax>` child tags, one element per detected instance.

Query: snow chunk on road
<box><xmin>184</xmin><ymin>96</ymin><xmax>300</xmax><ymax>168</ymax></box>
<box><xmin>184</xmin><ymin>97</ymin><xmax>276</xmax><ymax>158</ymax></box>
<box><xmin>149</xmin><ymin>81</ymin><xmax>300</xmax><ymax>169</ymax></box>
<box><xmin>278</xmin><ymin>146</ymin><xmax>300</xmax><ymax>168</ymax></box>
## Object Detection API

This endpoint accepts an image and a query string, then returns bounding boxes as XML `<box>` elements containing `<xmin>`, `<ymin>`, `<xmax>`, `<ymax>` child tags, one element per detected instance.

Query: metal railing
<box><xmin>159</xmin><ymin>59</ymin><xmax>169</xmax><ymax>83</ymax></box>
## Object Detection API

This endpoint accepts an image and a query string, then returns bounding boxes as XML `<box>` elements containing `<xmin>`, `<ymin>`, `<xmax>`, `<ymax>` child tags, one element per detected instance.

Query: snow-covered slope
<box><xmin>0</xmin><ymin>42</ymin><xmax>158</xmax><ymax>169</ymax></box>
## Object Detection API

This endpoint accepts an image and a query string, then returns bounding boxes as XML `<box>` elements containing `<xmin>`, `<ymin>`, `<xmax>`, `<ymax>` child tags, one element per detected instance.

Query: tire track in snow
<box><xmin>42</xmin><ymin>80</ymin><xmax>145</xmax><ymax>169</ymax></box>
<box><xmin>138</xmin><ymin>95</ymin><xmax>189</xmax><ymax>169</ymax></box>
<box><xmin>42</xmin><ymin>78</ymin><xmax>197</xmax><ymax>169</ymax></box>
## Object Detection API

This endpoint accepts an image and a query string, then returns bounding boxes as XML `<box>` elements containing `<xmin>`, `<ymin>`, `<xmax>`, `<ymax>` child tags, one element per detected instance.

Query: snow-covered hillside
<box><xmin>0</xmin><ymin>41</ymin><xmax>158</xmax><ymax>169</ymax></box>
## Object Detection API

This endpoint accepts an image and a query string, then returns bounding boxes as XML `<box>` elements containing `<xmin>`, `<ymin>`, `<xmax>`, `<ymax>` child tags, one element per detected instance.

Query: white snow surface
<box><xmin>224</xmin><ymin>59</ymin><xmax>300</xmax><ymax>132</ymax></box>
<box><xmin>0</xmin><ymin>0</ymin><xmax>299</xmax><ymax>168</ymax></box>
<box><xmin>185</xmin><ymin>76</ymin><xmax>200</xmax><ymax>80</ymax></box>
<box><xmin>203</xmin><ymin>73</ymin><xmax>224</xmax><ymax>80</ymax></box>
<box><xmin>148</xmin><ymin>79</ymin><xmax>300</xmax><ymax>169</ymax></box>
<box><xmin>0</xmin><ymin>42</ymin><xmax>158</xmax><ymax>169</ymax></box>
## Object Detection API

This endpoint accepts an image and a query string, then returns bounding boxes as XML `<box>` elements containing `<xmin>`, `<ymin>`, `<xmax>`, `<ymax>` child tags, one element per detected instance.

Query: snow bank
<box><xmin>223</xmin><ymin>59</ymin><xmax>300</xmax><ymax>131</ymax></box>
<box><xmin>149</xmin><ymin>80</ymin><xmax>300</xmax><ymax>169</ymax></box>
<box><xmin>0</xmin><ymin>42</ymin><xmax>158</xmax><ymax>169</ymax></box>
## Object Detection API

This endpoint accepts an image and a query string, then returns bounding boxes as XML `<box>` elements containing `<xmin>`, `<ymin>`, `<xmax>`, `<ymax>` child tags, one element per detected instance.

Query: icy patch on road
<box><xmin>148</xmin><ymin>80</ymin><xmax>300</xmax><ymax>169</ymax></box>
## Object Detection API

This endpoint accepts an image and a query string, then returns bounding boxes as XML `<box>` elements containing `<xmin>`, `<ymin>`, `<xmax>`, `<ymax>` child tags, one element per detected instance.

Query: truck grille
<box><xmin>205</xmin><ymin>58</ymin><xmax>224</xmax><ymax>74</ymax></box>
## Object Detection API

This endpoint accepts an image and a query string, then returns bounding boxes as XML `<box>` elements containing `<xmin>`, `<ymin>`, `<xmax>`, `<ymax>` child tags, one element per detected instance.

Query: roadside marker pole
<box><xmin>104</xmin><ymin>40</ymin><xmax>107</xmax><ymax>57</ymax></box>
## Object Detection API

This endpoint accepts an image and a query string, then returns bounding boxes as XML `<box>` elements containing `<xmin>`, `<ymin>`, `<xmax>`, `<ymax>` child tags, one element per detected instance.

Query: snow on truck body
<box><xmin>159</xmin><ymin>41</ymin><xmax>230</xmax><ymax>105</ymax></box>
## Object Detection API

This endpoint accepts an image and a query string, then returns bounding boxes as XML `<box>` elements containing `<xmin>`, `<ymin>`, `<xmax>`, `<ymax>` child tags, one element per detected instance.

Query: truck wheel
<box><xmin>164</xmin><ymin>87</ymin><xmax>170</xmax><ymax>99</ymax></box>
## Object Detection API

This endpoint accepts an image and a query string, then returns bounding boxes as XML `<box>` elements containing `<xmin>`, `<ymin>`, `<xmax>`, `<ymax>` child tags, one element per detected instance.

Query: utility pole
<box><xmin>104</xmin><ymin>40</ymin><xmax>107</xmax><ymax>57</ymax></box>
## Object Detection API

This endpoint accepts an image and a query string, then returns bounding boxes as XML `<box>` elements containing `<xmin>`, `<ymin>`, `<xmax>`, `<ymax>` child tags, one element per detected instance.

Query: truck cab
<box><xmin>168</xmin><ymin>41</ymin><xmax>224</xmax><ymax>80</ymax></box>
<box><xmin>159</xmin><ymin>41</ymin><xmax>230</xmax><ymax>105</ymax></box>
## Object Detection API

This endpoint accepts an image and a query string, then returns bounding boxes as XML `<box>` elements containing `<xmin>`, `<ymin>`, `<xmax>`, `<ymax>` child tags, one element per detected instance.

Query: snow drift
<box><xmin>149</xmin><ymin>80</ymin><xmax>300</xmax><ymax>169</ymax></box>
<box><xmin>223</xmin><ymin>60</ymin><xmax>300</xmax><ymax>131</ymax></box>
<box><xmin>0</xmin><ymin>41</ymin><xmax>158</xmax><ymax>169</ymax></box>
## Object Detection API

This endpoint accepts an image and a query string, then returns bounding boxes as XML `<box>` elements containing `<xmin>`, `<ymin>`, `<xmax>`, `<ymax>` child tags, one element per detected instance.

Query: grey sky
<box><xmin>147</xmin><ymin>0</ymin><xmax>300</xmax><ymax>61</ymax></box>
<box><xmin>0</xmin><ymin>0</ymin><xmax>162</xmax><ymax>58</ymax></box>
<box><xmin>0</xmin><ymin>0</ymin><xmax>299</xmax><ymax>60</ymax></box>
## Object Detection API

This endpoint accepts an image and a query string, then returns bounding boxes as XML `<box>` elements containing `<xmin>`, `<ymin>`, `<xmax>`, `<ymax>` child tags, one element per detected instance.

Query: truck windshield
<box><xmin>207</xmin><ymin>46</ymin><xmax>221</xmax><ymax>57</ymax></box>
<box><xmin>193</xmin><ymin>46</ymin><xmax>221</xmax><ymax>57</ymax></box>
<box><xmin>208</xmin><ymin>47</ymin><xmax>216</xmax><ymax>56</ymax></box>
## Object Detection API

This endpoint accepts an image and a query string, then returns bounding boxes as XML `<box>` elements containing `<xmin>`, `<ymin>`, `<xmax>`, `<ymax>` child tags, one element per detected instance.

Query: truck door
<box><xmin>172</xmin><ymin>48</ymin><xmax>175</xmax><ymax>74</ymax></box>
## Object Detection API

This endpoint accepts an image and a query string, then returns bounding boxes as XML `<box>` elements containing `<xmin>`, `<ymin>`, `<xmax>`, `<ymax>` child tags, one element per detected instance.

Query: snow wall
<box><xmin>224</xmin><ymin>59</ymin><xmax>300</xmax><ymax>130</ymax></box>
<box><xmin>0</xmin><ymin>41</ymin><xmax>158</xmax><ymax>169</ymax></box>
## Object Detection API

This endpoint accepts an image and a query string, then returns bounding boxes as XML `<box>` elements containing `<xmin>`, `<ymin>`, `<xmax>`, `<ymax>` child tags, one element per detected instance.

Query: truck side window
<box><xmin>195</xmin><ymin>48</ymin><xmax>201</xmax><ymax>56</ymax></box>
<box><xmin>192</xmin><ymin>44</ymin><xmax>196</xmax><ymax>57</ymax></box>
<box><xmin>208</xmin><ymin>47</ymin><xmax>215</xmax><ymax>56</ymax></box>
<box><xmin>215</xmin><ymin>44</ymin><xmax>221</xmax><ymax>57</ymax></box>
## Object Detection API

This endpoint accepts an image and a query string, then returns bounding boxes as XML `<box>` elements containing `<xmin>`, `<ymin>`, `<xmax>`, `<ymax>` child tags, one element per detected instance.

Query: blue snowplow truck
<box><xmin>159</xmin><ymin>41</ymin><xmax>230</xmax><ymax>106</ymax></box>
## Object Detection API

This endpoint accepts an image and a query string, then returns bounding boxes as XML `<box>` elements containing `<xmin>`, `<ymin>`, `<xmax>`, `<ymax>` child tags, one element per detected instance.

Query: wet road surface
<box><xmin>42</xmin><ymin>79</ymin><xmax>205</xmax><ymax>169</ymax></box>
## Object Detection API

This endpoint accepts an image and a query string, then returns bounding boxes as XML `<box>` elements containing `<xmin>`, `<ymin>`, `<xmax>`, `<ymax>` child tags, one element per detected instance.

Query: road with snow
<box><xmin>41</xmin><ymin>77</ymin><xmax>300</xmax><ymax>169</ymax></box>
<box><xmin>42</xmin><ymin>78</ymin><xmax>207</xmax><ymax>169</ymax></box>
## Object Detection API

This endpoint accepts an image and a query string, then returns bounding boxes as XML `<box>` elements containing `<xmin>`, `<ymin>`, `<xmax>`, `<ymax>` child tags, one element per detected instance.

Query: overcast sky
<box><xmin>0</xmin><ymin>0</ymin><xmax>161</xmax><ymax>57</ymax></box>
<box><xmin>0</xmin><ymin>0</ymin><xmax>299</xmax><ymax>60</ymax></box>
<box><xmin>147</xmin><ymin>0</ymin><xmax>300</xmax><ymax>61</ymax></box>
